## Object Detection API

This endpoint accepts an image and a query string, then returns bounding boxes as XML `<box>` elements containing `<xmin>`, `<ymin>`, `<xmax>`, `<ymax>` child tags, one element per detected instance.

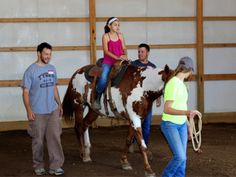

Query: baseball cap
<box><xmin>178</xmin><ymin>56</ymin><xmax>194</xmax><ymax>71</ymax></box>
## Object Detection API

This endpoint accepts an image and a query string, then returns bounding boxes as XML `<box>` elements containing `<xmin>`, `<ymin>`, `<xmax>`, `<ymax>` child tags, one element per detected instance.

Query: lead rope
<box><xmin>187</xmin><ymin>114</ymin><xmax>202</xmax><ymax>152</ymax></box>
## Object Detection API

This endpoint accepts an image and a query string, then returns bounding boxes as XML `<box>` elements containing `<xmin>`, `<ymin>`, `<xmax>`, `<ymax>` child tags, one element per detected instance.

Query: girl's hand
<box><xmin>120</xmin><ymin>55</ymin><xmax>128</xmax><ymax>61</ymax></box>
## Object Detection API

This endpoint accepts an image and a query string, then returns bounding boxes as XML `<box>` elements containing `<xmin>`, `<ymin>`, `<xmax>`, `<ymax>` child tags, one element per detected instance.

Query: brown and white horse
<box><xmin>62</xmin><ymin>62</ymin><xmax>172</xmax><ymax>177</ymax></box>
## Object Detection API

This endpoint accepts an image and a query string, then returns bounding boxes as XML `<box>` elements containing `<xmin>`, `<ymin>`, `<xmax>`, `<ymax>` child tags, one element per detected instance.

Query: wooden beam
<box><xmin>1</xmin><ymin>16</ymin><xmax>236</xmax><ymax>24</ymax></box>
<box><xmin>204</xmin><ymin>112</ymin><xmax>236</xmax><ymax>123</ymax></box>
<box><xmin>0</xmin><ymin>79</ymin><xmax>70</xmax><ymax>87</ymax></box>
<box><xmin>2</xmin><ymin>43</ymin><xmax>236</xmax><ymax>53</ymax></box>
<box><xmin>96</xmin><ymin>44</ymin><xmax>196</xmax><ymax>50</ymax></box>
<box><xmin>204</xmin><ymin>74</ymin><xmax>236</xmax><ymax>81</ymax></box>
<box><xmin>204</xmin><ymin>16</ymin><xmax>236</xmax><ymax>21</ymax></box>
<box><xmin>0</xmin><ymin>17</ymin><xmax>88</xmax><ymax>23</ymax></box>
<box><xmin>2</xmin><ymin>74</ymin><xmax>236</xmax><ymax>88</ymax></box>
<box><xmin>89</xmin><ymin>0</ymin><xmax>97</xmax><ymax>64</ymax></box>
<box><xmin>1</xmin><ymin>112</ymin><xmax>236</xmax><ymax>131</ymax></box>
<box><xmin>196</xmin><ymin>0</ymin><xmax>205</xmax><ymax>115</ymax></box>
<box><xmin>0</xmin><ymin>44</ymin><xmax>196</xmax><ymax>53</ymax></box>
<box><xmin>96</xmin><ymin>17</ymin><xmax>196</xmax><ymax>22</ymax></box>
<box><xmin>204</xmin><ymin>43</ymin><xmax>236</xmax><ymax>48</ymax></box>
<box><xmin>0</xmin><ymin>46</ymin><xmax>90</xmax><ymax>52</ymax></box>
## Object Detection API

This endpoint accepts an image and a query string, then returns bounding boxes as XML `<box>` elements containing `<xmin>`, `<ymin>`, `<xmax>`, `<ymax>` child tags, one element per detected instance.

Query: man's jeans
<box><xmin>96</xmin><ymin>64</ymin><xmax>112</xmax><ymax>94</ymax></box>
<box><xmin>142</xmin><ymin>109</ymin><xmax>152</xmax><ymax>145</ymax></box>
<box><xmin>161</xmin><ymin>121</ymin><xmax>188</xmax><ymax>177</ymax></box>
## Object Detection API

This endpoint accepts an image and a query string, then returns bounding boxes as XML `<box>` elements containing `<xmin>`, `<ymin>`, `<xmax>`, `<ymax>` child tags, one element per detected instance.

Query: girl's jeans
<box><xmin>161</xmin><ymin>121</ymin><xmax>188</xmax><ymax>177</ymax></box>
<box><xmin>96</xmin><ymin>64</ymin><xmax>112</xmax><ymax>94</ymax></box>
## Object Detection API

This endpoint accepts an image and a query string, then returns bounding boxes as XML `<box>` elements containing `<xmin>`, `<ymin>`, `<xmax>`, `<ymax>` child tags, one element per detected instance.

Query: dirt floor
<box><xmin>0</xmin><ymin>123</ymin><xmax>236</xmax><ymax>177</ymax></box>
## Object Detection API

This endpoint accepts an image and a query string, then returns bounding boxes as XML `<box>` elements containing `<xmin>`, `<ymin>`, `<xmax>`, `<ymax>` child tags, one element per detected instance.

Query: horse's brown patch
<box><xmin>118</xmin><ymin>65</ymin><xmax>146</xmax><ymax>105</ymax></box>
<box><xmin>132</xmin><ymin>90</ymin><xmax>162</xmax><ymax>120</ymax></box>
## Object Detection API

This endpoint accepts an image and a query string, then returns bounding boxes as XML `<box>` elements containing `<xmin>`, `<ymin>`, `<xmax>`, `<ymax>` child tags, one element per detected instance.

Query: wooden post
<box><xmin>196</xmin><ymin>0</ymin><xmax>205</xmax><ymax>118</ymax></box>
<box><xmin>89</xmin><ymin>0</ymin><xmax>96</xmax><ymax>64</ymax></box>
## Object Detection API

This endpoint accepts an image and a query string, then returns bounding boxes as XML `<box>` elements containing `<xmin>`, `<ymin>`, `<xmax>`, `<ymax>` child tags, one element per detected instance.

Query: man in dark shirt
<box><xmin>130</xmin><ymin>43</ymin><xmax>161</xmax><ymax>155</ymax></box>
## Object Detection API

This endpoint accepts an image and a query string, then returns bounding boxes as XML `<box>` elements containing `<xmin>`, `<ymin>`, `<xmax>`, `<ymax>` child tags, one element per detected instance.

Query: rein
<box><xmin>187</xmin><ymin>114</ymin><xmax>203</xmax><ymax>152</ymax></box>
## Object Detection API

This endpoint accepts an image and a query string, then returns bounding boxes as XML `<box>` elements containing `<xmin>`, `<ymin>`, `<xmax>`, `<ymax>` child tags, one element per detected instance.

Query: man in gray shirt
<box><xmin>22</xmin><ymin>42</ymin><xmax>64</xmax><ymax>176</ymax></box>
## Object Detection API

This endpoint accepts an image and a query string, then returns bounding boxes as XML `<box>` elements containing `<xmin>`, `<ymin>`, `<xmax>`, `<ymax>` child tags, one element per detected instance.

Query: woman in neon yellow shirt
<box><xmin>161</xmin><ymin>56</ymin><xmax>201</xmax><ymax>177</ymax></box>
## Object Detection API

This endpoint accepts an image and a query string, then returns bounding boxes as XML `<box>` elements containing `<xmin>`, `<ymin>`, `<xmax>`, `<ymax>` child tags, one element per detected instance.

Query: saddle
<box><xmin>83</xmin><ymin>58</ymin><xmax>130</xmax><ymax>117</ymax></box>
<box><xmin>84</xmin><ymin>58</ymin><xmax>129</xmax><ymax>87</ymax></box>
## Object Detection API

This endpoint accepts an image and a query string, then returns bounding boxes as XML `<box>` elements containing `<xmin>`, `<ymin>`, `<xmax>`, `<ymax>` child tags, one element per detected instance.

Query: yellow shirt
<box><xmin>162</xmin><ymin>76</ymin><xmax>188</xmax><ymax>125</ymax></box>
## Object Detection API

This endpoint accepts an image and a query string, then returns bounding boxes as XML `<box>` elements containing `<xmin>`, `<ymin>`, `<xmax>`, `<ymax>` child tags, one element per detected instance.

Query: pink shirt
<box><xmin>103</xmin><ymin>34</ymin><xmax>123</xmax><ymax>66</ymax></box>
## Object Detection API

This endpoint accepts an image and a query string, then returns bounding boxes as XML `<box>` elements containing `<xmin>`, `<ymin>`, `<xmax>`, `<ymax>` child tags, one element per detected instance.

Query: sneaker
<box><xmin>34</xmin><ymin>168</ymin><xmax>46</xmax><ymax>176</ymax></box>
<box><xmin>49</xmin><ymin>168</ymin><xmax>64</xmax><ymax>176</ymax></box>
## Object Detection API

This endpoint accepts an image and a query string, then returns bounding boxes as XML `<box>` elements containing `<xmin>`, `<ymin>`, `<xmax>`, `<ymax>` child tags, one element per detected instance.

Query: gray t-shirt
<box><xmin>22</xmin><ymin>63</ymin><xmax>58</xmax><ymax>114</ymax></box>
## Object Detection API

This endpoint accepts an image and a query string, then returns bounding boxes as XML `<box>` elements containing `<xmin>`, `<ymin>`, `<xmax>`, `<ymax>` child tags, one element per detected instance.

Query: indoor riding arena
<box><xmin>0</xmin><ymin>0</ymin><xmax>235</xmax><ymax>177</ymax></box>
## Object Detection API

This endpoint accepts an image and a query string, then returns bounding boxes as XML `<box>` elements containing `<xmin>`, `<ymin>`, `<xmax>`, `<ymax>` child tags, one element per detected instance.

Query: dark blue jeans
<box><xmin>142</xmin><ymin>109</ymin><xmax>152</xmax><ymax>145</ymax></box>
<box><xmin>96</xmin><ymin>64</ymin><xmax>112</xmax><ymax>94</ymax></box>
<box><xmin>161</xmin><ymin>121</ymin><xmax>188</xmax><ymax>177</ymax></box>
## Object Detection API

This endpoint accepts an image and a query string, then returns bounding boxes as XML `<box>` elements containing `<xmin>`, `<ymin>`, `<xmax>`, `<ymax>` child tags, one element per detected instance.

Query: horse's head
<box><xmin>158</xmin><ymin>64</ymin><xmax>173</xmax><ymax>87</ymax></box>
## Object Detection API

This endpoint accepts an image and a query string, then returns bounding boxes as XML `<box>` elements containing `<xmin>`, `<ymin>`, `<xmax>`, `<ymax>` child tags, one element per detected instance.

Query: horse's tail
<box><xmin>62</xmin><ymin>65</ymin><xmax>93</xmax><ymax>121</ymax></box>
<box><xmin>62</xmin><ymin>78</ymin><xmax>75</xmax><ymax>121</ymax></box>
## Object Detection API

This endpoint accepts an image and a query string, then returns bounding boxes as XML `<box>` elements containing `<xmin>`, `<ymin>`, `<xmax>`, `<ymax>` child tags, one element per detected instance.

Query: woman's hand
<box><xmin>188</xmin><ymin>110</ymin><xmax>202</xmax><ymax>118</ymax></box>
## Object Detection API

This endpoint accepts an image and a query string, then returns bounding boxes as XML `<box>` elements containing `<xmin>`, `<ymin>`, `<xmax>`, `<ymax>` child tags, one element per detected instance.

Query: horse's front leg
<box><xmin>120</xmin><ymin>125</ymin><xmax>135</xmax><ymax>170</ymax></box>
<box><xmin>134</xmin><ymin>128</ymin><xmax>156</xmax><ymax>177</ymax></box>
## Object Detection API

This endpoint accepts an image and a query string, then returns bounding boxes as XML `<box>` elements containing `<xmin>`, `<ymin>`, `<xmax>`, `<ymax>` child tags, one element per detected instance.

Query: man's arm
<box><xmin>22</xmin><ymin>87</ymin><xmax>35</xmax><ymax>121</ymax></box>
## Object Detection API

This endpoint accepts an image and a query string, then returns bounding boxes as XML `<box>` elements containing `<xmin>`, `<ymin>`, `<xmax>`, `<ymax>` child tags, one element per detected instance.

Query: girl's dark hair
<box><xmin>37</xmin><ymin>42</ymin><xmax>52</xmax><ymax>52</ymax></box>
<box><xmin>104</xmin><ymin>17</ymin><xmax>116</xmax><ymax>33</ymax></box>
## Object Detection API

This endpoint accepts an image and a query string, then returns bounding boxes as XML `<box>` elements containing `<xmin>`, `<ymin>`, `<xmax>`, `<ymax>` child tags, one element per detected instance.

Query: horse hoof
<box><xmin>121</xmin><ymin>163</ymin><xmax>133</xmax><ymax>170</ymax></box>
<box><xmin>145</xmin><ymin>171</ymin><xmax>156</xmax><ymax>177</ymax></box>
<box><xmin>83</xmin><ymin>157</ymin><xmax>92</xmax><ymax>162</ymax></box>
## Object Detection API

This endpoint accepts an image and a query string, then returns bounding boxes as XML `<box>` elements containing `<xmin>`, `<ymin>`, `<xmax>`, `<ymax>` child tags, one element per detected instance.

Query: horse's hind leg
<box><xmin>74</xmin><ymin>105</ymin><xmax>86</xmax><ymax>161</ymax></box>
<box><xmin>82</xmin><ymin>107</ymin><xmax>99</xmax><ymax>162</ymax></box>
<box><xmin>120</xmin><ymin>125</ymin><xmax>135</xmax><ymax>170</ymax></box>
<box><xmin>134</xmin><ymin>128</ymin><xmax>156</xmax><ymax>177</ymax></box>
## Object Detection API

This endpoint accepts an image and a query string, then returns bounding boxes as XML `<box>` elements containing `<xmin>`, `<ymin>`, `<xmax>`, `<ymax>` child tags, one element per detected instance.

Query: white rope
<box><xmin>187</xmin><ymin>112</ymin><xmax>202</xmax><ymax>152</ymax></box>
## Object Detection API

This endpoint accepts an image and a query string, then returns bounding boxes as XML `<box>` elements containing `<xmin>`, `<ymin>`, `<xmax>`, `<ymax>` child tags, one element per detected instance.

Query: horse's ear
<box><xmin>164</xmin><ymin>64</ymin><xmax>170</xmax><ymax>72</ymax></box>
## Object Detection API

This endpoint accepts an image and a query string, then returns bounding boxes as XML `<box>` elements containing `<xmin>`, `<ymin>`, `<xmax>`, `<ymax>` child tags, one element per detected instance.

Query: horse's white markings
<box><xmin>126</xmin><ymin>85</ymin><xmax>143</xmax><ymax>129</ymax></box>
<box><xmin>73</xmin><ymin>99</ymin><xmax>79</xmax><ymax>104</ymax></box>
<box><xmin>110</xmin><ymin>87</ymin><xmax>125</xmax><ymax>112</ymax></box>
<box><xmin>72</xmin><ymin>73</ymin><xmax>87</xmax><ymax>93</ymax></box>
<box><xmin>125</xmin><ymin>68</ymin><xmax>165</xmax><ymax>130</ymax></box>
<box><xmin>83</xmin><ymin>106</ymin><xmax>89</xmax><ymax>118</ymax></box>
<box><xmin>141</xmin><ymin>139</ymin><xmax>147</xmax><ymax>149</ymax></box>
<box><xmin>140</xmin><ymin>68</ymin><xmax>164</xmax><ymax>92</ymax></box>
<box><xmin>84</xmin><ymin>128</ymin><xmax>91</xmax><ymax>147</ymax></box>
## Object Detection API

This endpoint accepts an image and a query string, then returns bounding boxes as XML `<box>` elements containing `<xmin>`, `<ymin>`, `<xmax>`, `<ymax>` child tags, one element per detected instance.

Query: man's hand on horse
<box><xmin>156</xmin><ymin>97</ymin><xmax>161</xmax><ymax>107</ymax></box>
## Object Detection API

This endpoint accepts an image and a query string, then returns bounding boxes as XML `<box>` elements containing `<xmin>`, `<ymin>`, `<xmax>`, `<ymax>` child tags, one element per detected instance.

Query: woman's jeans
<box><xmin>96</xmin><ymin>64</ymin><xmax>112</xmax><ymax>94</ymax></box>
<box><xmin>161</xmin><ymin>121</ymin><xmax>188</xmax><ymax>177</ymax></box>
